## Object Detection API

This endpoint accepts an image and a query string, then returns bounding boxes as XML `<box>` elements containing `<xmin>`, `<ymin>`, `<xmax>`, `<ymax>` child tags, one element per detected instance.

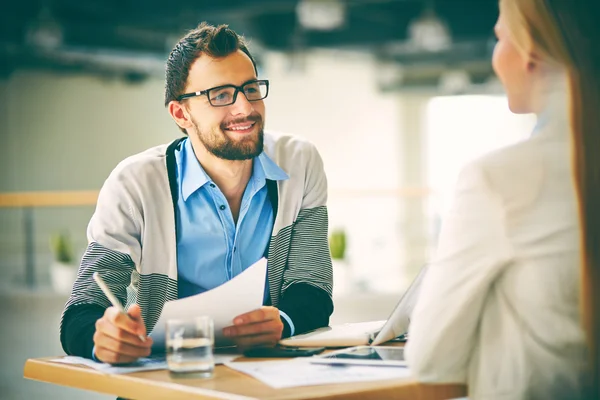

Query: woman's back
<box><xmin>469</xmin><ymin>122</ymin><xmax>586</xmax><ymax>399</ymax></box>
<box><xmin>406</xmin><ymin>119</ymin><xmax>587</xmax><ymax>399</ymax></box>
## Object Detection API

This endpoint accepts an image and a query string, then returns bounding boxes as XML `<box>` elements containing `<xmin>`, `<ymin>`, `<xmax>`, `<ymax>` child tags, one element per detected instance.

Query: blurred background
<box><xmin>0</xmin><ymin>0</ymin><xmax>537</xmax><ymax>398</ymax></box>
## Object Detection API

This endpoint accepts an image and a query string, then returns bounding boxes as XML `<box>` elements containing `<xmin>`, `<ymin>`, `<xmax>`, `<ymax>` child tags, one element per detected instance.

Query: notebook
<box><xmin>279</xmin><ymin>265</ymin><xmax>428</xmax><ymax>348</ymax></box>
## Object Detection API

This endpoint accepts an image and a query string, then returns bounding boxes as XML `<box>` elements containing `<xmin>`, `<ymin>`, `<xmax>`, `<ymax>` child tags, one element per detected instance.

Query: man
<box><xmin>60</xmin><ymin>22</ymin><xmax>333</xmax><ymax>364</ymax></box>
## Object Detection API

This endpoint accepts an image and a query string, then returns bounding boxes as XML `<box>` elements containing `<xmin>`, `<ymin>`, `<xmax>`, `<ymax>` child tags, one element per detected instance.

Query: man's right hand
<box><xmin>93</xmin><ymin>304</ymin><xmax>153</xmax><ymax>364</ymax></box>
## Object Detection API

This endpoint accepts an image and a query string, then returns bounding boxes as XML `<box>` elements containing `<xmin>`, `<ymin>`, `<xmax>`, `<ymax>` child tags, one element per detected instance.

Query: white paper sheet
<box><xmin>224</xmin><ymin>358</ymin><xmax>411</xmax><ymax>388</ymax></box>
<box><xmin>51</xmin><ymin>354</ymin><xmax>240</xmax><ymax>375</ymax></box>
<box><xmin>151</xmin><ymin>258</ymin><xmax>267</xmax><ymax>349</ymax></box>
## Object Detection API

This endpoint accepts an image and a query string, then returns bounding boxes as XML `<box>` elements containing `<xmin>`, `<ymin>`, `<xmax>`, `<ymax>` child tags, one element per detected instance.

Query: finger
<box><xmin>94</xmin><ymin>347</ymin><xmax>139</xmax><ymax>365</ymax></box>
<box><xmin>105</xmin><ymin>307</ymin><xmax>146</xmax><ymax>336</ymax></box>
<box><xmin>233</xmin><ymin>333</ymin><xmax>281</xmax><ymax>349</ymax></box>
<box><xmin>127</xmin><ymin>304</ymin><xmax>147</xmax><ymax>337</ymax></box>
<box><xmin>234</xmin><ymin>306</ymin><xmax>278</xmax><ymax>325</ymax></box>
<box><xmin>95</xmin><ymin>318</ymin><xmax>152</xmax><ymax>348</ymax></box>
<box><xmin>224</xmin><ymin>320</ymin><xmax>283</xmax><ymax>338</ymax></box>
<box><xmin>94</xmin><ymin>332</ymin><xmax>152</xmax><ymax>358</ymax></box>
<box><xmin>94</xmin><ymin>328</ymin><xmax>153</xmax><ymax>351</ymax></box>
<box><xmin>127</xmin><ymin>304</ymin><xmax>144</xmax><ymax>324</ymax></box>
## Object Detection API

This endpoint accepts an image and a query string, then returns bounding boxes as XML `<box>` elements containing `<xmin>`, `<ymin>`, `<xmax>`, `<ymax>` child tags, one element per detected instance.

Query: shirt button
<box><xmin>210</xmin><ymin>183</ymin><xmax>215</xmax><ymax>188</ymax></box>
<box><xmin>219</xmin><ymin>205</ymin><xmax>226</xmax><ymax>210</ymax></box>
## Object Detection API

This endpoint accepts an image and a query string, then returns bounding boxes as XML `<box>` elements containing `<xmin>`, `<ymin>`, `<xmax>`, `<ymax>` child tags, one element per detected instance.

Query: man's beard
<box><xmin>192</xmin><ymin>113</ymin><xmax>264</xmax><ymax>161</ymax></box>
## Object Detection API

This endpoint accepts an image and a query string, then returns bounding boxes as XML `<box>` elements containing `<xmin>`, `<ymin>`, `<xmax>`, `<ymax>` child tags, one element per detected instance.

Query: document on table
<box><xmin>51</xmin><ymin>355</ymin><xmax>167</xmax><ymax>374</ymax></box>
<box><xmin>51</xmin><ymin>354</ymin><xmax>240</xmax><ymax>375</ymax></box>
<box><xmin>224</xmin><ymin>358</ymin><xmax>411</xmax><ymax>388</ymax></box>
<box><xmin>151</xmin><ymin>257</ymin><xmax>267</xmax><ymax>349</ymax></box>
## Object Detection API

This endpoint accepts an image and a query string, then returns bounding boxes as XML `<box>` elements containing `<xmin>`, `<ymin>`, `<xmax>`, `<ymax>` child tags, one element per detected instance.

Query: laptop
<box><xmin>279</xmin><ymin>265</ymin><xmax>428</xmax><ymax>348</ymax></box>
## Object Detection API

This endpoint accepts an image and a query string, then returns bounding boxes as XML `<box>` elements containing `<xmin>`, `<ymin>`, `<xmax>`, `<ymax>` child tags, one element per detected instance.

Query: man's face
<box><xmin>183</xmin><ymin>50</ymin><xmax>265</xmax><ymax>160</ymax></box>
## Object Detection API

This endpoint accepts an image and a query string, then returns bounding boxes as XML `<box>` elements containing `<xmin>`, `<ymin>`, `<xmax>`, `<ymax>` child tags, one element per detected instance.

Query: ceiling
<box><xmin>0</xmin><ymin>0</ymin><xmax>500</xmax><ymax>85</ymax></box>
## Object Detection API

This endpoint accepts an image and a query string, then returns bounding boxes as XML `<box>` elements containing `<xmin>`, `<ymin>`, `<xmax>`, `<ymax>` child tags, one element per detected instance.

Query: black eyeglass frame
<box><xmin>176</xmin><ymin>79</ymin><xmax>270</xmax><ymax>106</ymax></box>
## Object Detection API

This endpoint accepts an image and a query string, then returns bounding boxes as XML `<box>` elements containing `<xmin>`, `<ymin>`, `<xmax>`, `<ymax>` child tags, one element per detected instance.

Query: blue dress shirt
<box><xmin>174</xmin><ymin>138</ymin><xmax>294</xmax><ymax>332</ymax></box>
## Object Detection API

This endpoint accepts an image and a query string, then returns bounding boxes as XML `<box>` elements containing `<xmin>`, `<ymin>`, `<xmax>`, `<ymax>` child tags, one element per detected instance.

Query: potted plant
<box><xmin>329</xmin><ymin>228</ymin><xmax>351</xmax><ymax>295</ymax></box>
<box><xmin>329</xmin><ymin>229</ymin><xmax>347</xmax><ymax>261</ymax></box>
<box><xmin>49</xmin><ymin>231</ymin><xmax>78</xmax><ymax>294</ymax></box>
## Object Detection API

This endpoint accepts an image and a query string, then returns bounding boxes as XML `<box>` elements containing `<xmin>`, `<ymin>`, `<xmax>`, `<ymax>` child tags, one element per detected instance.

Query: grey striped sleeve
<box><xmin>133</xmin><ymin>273</ymin><xmax>178</xmax><ymax>332</ymax></box>
<box><xmin>62</xmin><ymin>242</ymin><xmax>177</xmax><ymax>334</ymax></box>
<box><xmin>65</xmin><ymin>241</ymin><xmax>135</xmax><ymax>311</ymax></box>
<box><xmin>266</xmin><ymin>225</ymin><xmax>293</xmax><ymax>307</ymax></box>
<box><xmin>283</xmin><ymin>206</ymin><xmax>333</xmax><ymax>296</ymax></box>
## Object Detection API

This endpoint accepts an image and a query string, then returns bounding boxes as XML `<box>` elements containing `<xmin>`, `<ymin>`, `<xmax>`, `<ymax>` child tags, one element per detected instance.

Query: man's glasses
<box><xmin>176</xmin><ymin>80</ymin><xmax>269</xmax><ymax>107</ymax></box>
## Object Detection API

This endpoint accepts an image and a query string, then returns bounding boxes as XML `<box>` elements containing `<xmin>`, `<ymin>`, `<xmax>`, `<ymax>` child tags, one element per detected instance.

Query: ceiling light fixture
<box><xmin>407</xmin><ymin>1</ymin><xmax>451</xmax><ymax>52</ymax></box>
<box><xmin>296</xmin><ymin>0</ymin><xmax>346</xmax><ymax>31</ymax></box>
<box><xmin>26</xmin><ymin>6</ymin><xmax>64</xmax><ymax>50</ymax></box>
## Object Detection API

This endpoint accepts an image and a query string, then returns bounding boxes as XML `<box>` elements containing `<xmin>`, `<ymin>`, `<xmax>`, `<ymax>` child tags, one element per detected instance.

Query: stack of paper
<box><xmin>151</xmin><ymin>258</ymin><xmax>267</xmax><ymax>348</ymax></box>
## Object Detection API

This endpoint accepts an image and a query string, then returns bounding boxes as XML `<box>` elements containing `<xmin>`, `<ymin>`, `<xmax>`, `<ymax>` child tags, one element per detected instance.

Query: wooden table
<box><xmin>24</xmin><ymin>355</ymin><xmax>466</xmax><ymax>400</ymax></box>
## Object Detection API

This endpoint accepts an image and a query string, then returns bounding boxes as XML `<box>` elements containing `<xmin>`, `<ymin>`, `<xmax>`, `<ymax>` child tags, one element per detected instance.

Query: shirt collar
<box><xmin>180</xmin><ymin>139</ymin><xmax>210</xmax><ymax>202</ymax></box>
<box><xmin>530</xmin><ymin>88</ymin><xmax>569</xmax><ymax>139</ymax></box>
<box><xmin>180</xmin><ymin>140</ymin><xmax>290</xmax><ymax>202</ymax></box>
<box><xmin>256</xmin><ymin>152</ymin><xmax>289</xmax><ymax>182</ymax></box>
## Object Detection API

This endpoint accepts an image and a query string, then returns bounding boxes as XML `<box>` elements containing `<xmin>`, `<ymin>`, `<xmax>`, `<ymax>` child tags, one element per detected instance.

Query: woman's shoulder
<box><xmin>462</xmin><ymin>137</ymin><xmax>554</xmax><ymax>211</ymax></box>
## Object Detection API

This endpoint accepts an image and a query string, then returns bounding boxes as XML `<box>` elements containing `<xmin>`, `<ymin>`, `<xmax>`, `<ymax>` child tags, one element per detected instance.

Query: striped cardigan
<box><xmin>60</xmin><ymin>132</ymin><xmax>334</xmax><ymax>358</ymax></box>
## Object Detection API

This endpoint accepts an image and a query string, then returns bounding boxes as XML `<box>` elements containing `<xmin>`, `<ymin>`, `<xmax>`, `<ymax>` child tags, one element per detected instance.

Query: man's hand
<box><xmin>93</xmin><ymin>304</ymin><xmax>153</xmax><ymax>364</ymax></box>
<box><xmin>223</xmin><ymin>306</ymin><xmax>284</xmax><ymax>350</ymax></box>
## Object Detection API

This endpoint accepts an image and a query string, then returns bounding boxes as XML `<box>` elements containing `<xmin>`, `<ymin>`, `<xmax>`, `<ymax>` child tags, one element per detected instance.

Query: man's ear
<box><xmin>168</xmin><ymin>101</ymin><xmax>194</xmax><ymax>131</ymax></box>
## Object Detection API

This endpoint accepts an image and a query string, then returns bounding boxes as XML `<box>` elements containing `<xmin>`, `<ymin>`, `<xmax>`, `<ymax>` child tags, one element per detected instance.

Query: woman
<box><xmin>405</xmin><ymin>0</ymin><xmax>599</xmax><ymax>399</ymax></box>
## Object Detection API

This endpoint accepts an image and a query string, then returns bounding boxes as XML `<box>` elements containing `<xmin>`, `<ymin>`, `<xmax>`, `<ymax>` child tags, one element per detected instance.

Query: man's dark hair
<box><xmin>164</xmin><ymin>22</ymin><xmax>257</xmax><ymax>109</ymax></box>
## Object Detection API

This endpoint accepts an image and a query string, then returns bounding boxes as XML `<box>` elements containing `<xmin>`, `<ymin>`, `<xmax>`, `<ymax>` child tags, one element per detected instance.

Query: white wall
<box><xmin>0</xmin><ymin>72</ymin><xmax>180</xmax><ymax>287</ymax></box>
<box><xmin>264</xmin><ymin>51</ymin><xmax>401</xmax><ymax>191</ymax></box>
<box><xmin>1</xmin><ymin>72</ymin><xmax>177</xmax><ymax>192</ymax></box>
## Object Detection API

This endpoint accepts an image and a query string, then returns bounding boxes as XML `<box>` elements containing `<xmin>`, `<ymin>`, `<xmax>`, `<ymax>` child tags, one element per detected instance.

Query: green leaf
<box><xmin>49</xmin><ymin>231</ymin><xmax>75</xmax><ymax>264</ymax></box>
<box><xmin>329</xmin><ymin>229</ymin><xmax>346</xmax><ymax>260</ymax></box>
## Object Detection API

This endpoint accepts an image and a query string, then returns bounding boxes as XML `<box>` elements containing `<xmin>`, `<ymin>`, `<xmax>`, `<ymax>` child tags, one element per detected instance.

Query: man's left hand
<box><xmin>223</xmin><ymin>306</ymin><xmax>284</xmax><ymax>349</ymax></box>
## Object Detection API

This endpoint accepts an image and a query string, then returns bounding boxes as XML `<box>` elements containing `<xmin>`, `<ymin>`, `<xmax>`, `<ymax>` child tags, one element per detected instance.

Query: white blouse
<box><xmin>405</xmin><ymin>113</ymin><xmax>588</xmax><ymax>399</ymax></box>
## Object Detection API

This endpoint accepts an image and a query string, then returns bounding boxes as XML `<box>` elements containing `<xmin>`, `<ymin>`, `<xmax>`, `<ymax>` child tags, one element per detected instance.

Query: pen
<box><xmin>92</xmin><ymin>272</ymin><xmax>146</xmax><ymax>342</ymax></box>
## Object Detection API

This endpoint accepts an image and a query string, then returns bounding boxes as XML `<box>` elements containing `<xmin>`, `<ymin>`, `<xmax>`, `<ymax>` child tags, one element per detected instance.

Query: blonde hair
<box><xmin>501</xmin><ymin>0</ymin><xmax>570</xmax><ymax>63</ymax></box>
<box><xmin>501</xmin><ymin>0</ymin><xmax>600</xmax><ymax>398</ymax></box>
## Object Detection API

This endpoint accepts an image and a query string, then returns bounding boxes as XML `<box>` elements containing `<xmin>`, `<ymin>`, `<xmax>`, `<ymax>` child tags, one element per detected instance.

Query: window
<box><xmin>426</xmin><ymin>95</ymin><xmax>536</xmax><ymax>216</ymax></box>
